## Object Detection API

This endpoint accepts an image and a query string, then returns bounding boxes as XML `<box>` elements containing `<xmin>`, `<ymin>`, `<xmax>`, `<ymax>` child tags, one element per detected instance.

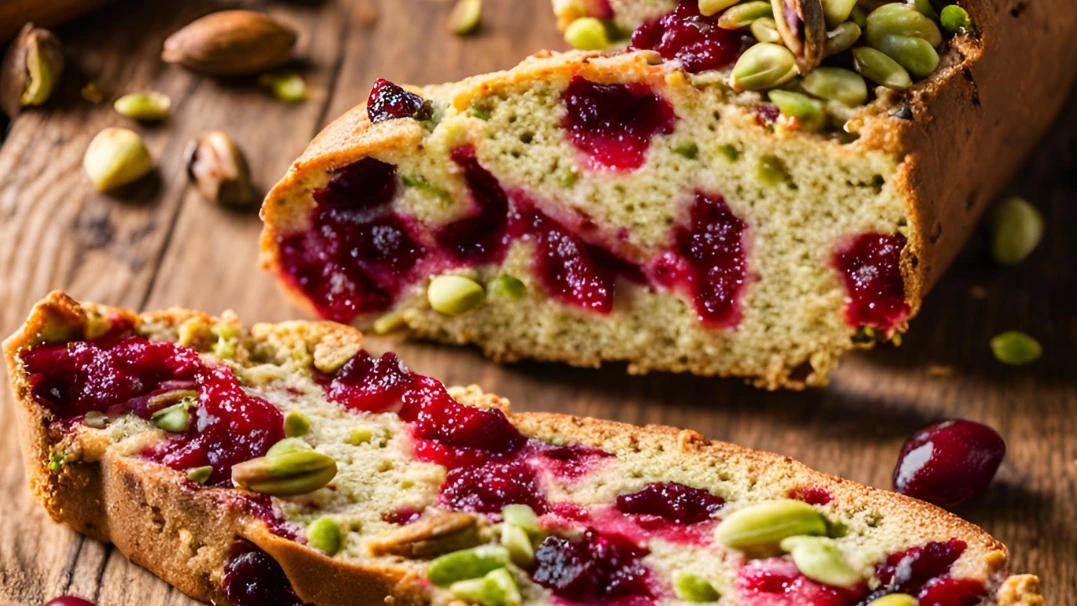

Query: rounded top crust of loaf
<box><xmin>4</xmin><ymin>292</ymin><xmax>1044</xmax><ymax>605</ymax></box>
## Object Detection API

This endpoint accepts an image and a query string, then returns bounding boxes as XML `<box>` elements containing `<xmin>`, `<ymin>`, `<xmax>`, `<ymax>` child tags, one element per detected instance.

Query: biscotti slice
<box><xmin>6</xmin><ymin>292</ymin><xmax>1041</xmax><ymax>605</ymax></box>
<box><xmin>258</xmin><ymin>1</ymin><xmax>1077</xmax><ymax>389</ymax></box>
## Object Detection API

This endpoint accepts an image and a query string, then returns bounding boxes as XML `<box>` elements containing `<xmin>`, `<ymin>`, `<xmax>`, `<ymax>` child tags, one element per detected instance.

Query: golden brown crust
<box><xmin>4</xmin><ymin>294</ymin><xmax>1043</xmax><ymax>605</ymax></box>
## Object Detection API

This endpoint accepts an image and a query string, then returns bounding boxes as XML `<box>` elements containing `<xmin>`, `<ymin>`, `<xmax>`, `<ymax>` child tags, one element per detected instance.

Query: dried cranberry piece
<box><xmin>318</xmin><ymin>351</ymin><xmax>413</xmax><ymax>413</ymax></box>
<box><xmin>532</xmin><ymin>529</ymin><xmax>653</xmax><ymax>601</ymax></box>
<box><xmin>737</xmin><ymin>558</ymin><xmax>864</xmax><ymax>606</ymax></box>
<box><xmin>875</xmin><ymin>539</ymin><xmax>967</xmax><ymax>595</ymax></box>
<box><xmin>435</xmin><ymin>146</ymin><xmax>511</xmax><ymax>264</ymax></box>
<box><xmin>834</xmin><ymin>232</ymin><xmax>911</xmax><ymax>331</ymax></box>
<box><xmin>630</xmin><ymin>0</ymin><xmax>752</xmax><ymax>73</ymax></box>
<box><xmin>223</xmin><ymin>540</ymin><xmax>306</xmax><ymax>606</ymax></box>
<box><xmin>562</xmin><ymin>76</ymin><xmax>676</xmax><ymax>171</ymax></box>
<box><xmin>788</xmin><ymin>486</ymin><xmax>834</xmax><ymax>505</ymax></box>
<box><xmin>44</xmin><ymin>598</ymin><xmax>96</xmax><ymax>606</ymax></box>
<box><xmin>439</xmin><ymin>459</ymin><xmax>548</xmax><ymax>515</ymax></box>
<box><xmin>917</xmin><ymin>577</ymin><xmax>987</xmax><ymax>606</ymax></box>
<box><xmin>399</xmin><ymin>376</ymin><xmax>526</xmax><ymax>457</ymax></box>
<box><xmin>615</xmin><ymin>482</ymin><xmax>724</xmax><ymax>525</ymax></box>
<box><xmin>367</xmin><ymin>78</ymin><xmax>432</xmax><ymax>123</ymax></box>
<box><xmin>893</xmin><ymin>420</ymin><xmax>1006</xmax><ymax>507</ymax></box>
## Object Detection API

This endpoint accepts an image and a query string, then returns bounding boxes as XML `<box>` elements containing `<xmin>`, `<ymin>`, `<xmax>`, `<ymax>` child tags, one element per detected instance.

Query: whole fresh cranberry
<box><xmin>44</xmin><ymin>598</ymin><xmax>95</xmax><ymax>606</ymax></box>
<box><xmin>893</xmin><ymin>420</ymin><xmax>1006</xmax><ymax>507</ymax></box>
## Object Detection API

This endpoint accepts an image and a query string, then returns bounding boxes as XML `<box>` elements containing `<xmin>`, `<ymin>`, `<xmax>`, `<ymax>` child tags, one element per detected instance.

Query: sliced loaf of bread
<box><xmin>259</xmin><ymin>0</ymin><xmax>1077</xmax><ymax>388</ymax></box>
<box><xmin>5</xmin><ymin>293</ymin><xmax>1041</xmax><ymax>605</ymax></box>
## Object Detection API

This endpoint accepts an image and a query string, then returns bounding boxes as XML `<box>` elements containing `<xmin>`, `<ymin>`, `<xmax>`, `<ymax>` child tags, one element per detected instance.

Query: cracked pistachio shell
<box><xmin>231</xmin><ymin>449</ymin><xmax>337</xmax><ymax>496</ymax></box>
<box><xmin>771</xmin><ymin>0</ymin><xmax>827</xmax><ymax>72</ymax></box>
<box><xmin>1</xmin><ymin>24</ymin><xmax>64</xmax><ymax>117</ymax></box>
<box><xmin>714</xmin><ymin>500</ymin><xmax>828</xmax><ymax>549</ymax></box>
<box><xmin>185</xmin><ymin>130</ymin><xmax>255</xmax><ymax>206</ymax></box>
<box><xmin>730</xmin><ymin>43</ymin><xmax>798</xmax><ymax>92</ymax></box>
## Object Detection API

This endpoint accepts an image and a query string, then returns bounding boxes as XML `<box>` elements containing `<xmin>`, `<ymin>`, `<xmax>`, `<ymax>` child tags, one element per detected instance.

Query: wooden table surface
<box><xmin>0</xmin><ymin>1</ymin><xmax>1074</xmax><ymax>604</ymax></box>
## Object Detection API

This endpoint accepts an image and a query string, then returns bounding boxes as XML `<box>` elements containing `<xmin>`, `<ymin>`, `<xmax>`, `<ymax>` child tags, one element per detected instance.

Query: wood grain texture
<box><xmin>0</xmin><ymin>0</ymin><xmax>1074</xmax><ymax>604</ymax></box>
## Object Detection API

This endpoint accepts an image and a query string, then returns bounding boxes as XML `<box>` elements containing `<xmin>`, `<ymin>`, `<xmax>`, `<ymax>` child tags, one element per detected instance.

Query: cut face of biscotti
<box><xmin>5</xmin><ymin>294</ymin><xmax>1040</xmax><ymax>606</ymax></box>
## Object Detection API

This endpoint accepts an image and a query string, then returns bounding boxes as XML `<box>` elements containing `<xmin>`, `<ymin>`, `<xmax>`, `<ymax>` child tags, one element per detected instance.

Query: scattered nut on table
<box><xmin>0</xmin><ymin>23</ymin><xmax>64</xmax><ymax>117</ymax></box>
<box><xmin>185</xmin><ymin>130</ymin><xmax>255</xmax><ymax>207</ymax></box>
<box><xmin>161</xmin><ymin>10</ymin><xmax>298</xmax><ymax>76</ymax></box>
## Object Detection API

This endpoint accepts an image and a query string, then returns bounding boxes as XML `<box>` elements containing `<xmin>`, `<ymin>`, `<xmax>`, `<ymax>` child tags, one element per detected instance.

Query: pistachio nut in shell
<box><xmin>770</xmin><ymin>0</ymin><xmax>826</xmax><ymax>73</ymax></box>
<box><xmin>1</xmin><ymin>23</ymin><xmax>64</xmax><ymax>117</ymax></box>
<box><xmin>161</xmin><ymin>10</ymin><xmax>297</xmax><ymax>76</ymax></box>
<box><xmin>231</xmin><ymin>449</ymin><xmax>337</xmax><ymax>496</ymax></box>
<box><xmin>185</xmin><ymin>130</ymin><xmax>255</xmax><ymax>206</ymax></box>
<box><xmin>83</xmin><ymin>127</ymin><xmax>154</xmax><ymax>192</ymax></box>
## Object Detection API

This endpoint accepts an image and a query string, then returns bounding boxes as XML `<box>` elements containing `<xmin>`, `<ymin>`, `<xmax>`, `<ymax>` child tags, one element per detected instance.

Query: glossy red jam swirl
<box><xmin>834</xmin><ymin>233</ymin><xmax>910</xmax><ymax>331</ymax></box>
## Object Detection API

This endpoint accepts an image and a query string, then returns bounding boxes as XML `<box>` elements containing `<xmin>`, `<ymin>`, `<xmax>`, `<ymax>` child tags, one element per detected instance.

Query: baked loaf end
<box><xmin>259</xmin><ymin>0</ymin><xmax>1077</xmax><ymax>389</ymax></box>
<box><xmin>5</xmin><ymin>292</ymin><xmax>1043</xmax><ymax>605</ymax></box>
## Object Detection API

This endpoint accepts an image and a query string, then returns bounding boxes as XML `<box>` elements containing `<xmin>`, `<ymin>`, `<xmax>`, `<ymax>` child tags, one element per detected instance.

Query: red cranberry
<box><xmin>145</xmin><ymin>365</ymin><xmax>285</xmax><ymax>485</ymax></box>
<box><xmin>875</xmin><ymin>539</ymin><xmax>967</xmax><ymax>595</ymax></box>
<box><xmin>439</xmin><ymin>460</ymin><xmax>548</xmax><ymax>515</ymax></box>
<box><xmin>893</xmin><ymin>421</ymin><xmax>1006</xmax><ymax>507</ymax></box>
<box><xmin>788</xmin><ymin>486</ymin><xmax>834</xmax><ymax>506</ymax></box>
<box><xmin>736</xmin><ymin>558</ymin><xmax>865</xmax><ymax>606</ymax></box>
<box><xmin>630</xmin><ymin>0</ymin><xmax>752</xmax><ymax>73</ymax></box>
<box><xmin>367</xmin><ymin>78</ymin><xmax>432</xmax><ymax>123</ymax></box>
<box><xmin>651</xmin><ymin>191</ymin><xmax>748</xmax><ymax>327</ymax></box>
<box><xmin>833</xmin><ymin>233</ymin><xmax>910</xmax><ymax>332</ymax></box>
<box><xmin>44</xmin><ymin>598</ymin><xmax>96</xmax><ymax>606</ymax></box>
<box><xmin>532</xmin><ymin>529</ymin><xmax>653</xmax><ymax>601</ymax></box>
<box><xmin>530</xmin><ymin>442</ymin><xmax>614</xmax><ymax>481</ymax></box>
<box><xmin>917</xmin><ymin>577</ymin><xmax>987</xmax><ymax>606</ymax></box>
<box><xmin>562</xmin><ymin>76</ymin><xmax>676</xmax><ymax>171</ymax></box>
<box><xmin>22</xmin><ymin>336</ymin><xmax>202</xmax><ymax>418</ymax></box>
<box><xmin>615</xmin><ymin>482</ymin><xmax>724</xmax><ymax>525</ymax></box>
<box><xmin>236</xmin><ymin>494</ymin><xmax>297</xmax><ymax>539</ymax></box>
<box><xmin>435</xmin><ymin>146</ymin><xmax>511</xmax><ymax>264</ymax></box>
<box><xmin>222</xmin><ymin>540</ymin><xmax>305</xmax><ymax>606</ymax></box>
<box><xmin>515</xmin><ymin>203</ymin><xmax>644</xmax><ymax>314</ymax></box>
<box><xmin>382</xmin><ymin>507</ymin><xmax>423</xmax><ymax>525</ymax></box>
<box><xmin>399</xmin><ymin>376</ymin><xmax>525</xmax><ymax>457</ymax></box>
<box><xmin>277</xmin><ymin>158</ymin><xmax>427</xmax><ymax>323</ymax></box>
<box><xmin>317</xmin><ymin>351</ymin><xmax>413</xmax><ymax>413</ymax></box>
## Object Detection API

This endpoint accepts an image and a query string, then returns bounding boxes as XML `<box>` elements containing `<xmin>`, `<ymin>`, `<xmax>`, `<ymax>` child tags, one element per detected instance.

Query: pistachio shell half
<box><xmin>231</xmin><ymin>449</ymin><xmax>337</xmax><ymax>496</ymax></box>
<box><xmin>1</xmin><ymin>24</ymin><xmax>64</xmax><ymax>117</ymax></box>
<box><xmin>771</xmin><ymin>0</ymin><xmax>826</xmax><ymax>72</ymax></box>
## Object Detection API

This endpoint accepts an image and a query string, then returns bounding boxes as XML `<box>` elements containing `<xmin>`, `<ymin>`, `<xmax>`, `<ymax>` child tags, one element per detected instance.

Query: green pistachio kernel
<box><xmin>730</xmin><ymin>43</ymin><xmax>798</xmax><ymax>92</ymax></box>
<box><xmin>824</xmin><ymin>22</ymin><xmax>861</xmax><ymax>57</ymax></box>
<box><xmin>852</xmin><ymin>47</ymin><xmax>913</xmax><ymax>90</ymax></box>
<box><xmin>757</xmin><ymin>154</ymin><xmax>792</xmax><ymax>186</ymax></box>
<box><xmin>717</xmin><ymin>144</ymin><xmax>739</xmax><ymax>162</ymax></box>
<box><xmin>871</xmin><ymin>34</ymin><xmax>940</xmax><ymax>79</ymax></box>
<box><xmin>699</xmin><ymin>0</ymin><xmax>740</xmax><ymax>16</ymax></box>
<box><xmin>151</xmin><ymin>402</ymin><xmax>191</xmax><ymax>433</ymax></box>
<box><xmin>717</xmin><ymin>1</ymin><xmax>773</xmax><ymax>29</ymax></box>
<box><xmin>114</xmin><ymin>91</ymin><xmax>172</xmax><ymax>121</ymax></box>
<box><xmin>83</xmin><ymin>127</ymin><xmax>154</xmax><ymax>192</ymax></box>
<box><xmin>673</xmin><ymin>571</ymin><xmax>721</xmax><ymax>602</ymax></box>
<box><xmin>307</xmin><ymin>516</ymin><xmax>343</xmax><ymax>556</ymax></box>
<box><xmin>865</xmin><ymin>3</ymin><xmax>943</xmax><ymax>48</ymax></box>
<box><xmin>427</xmin><ymin>545</ymin><xmax>511</xmax><ymax>586</ymax></box>
<box><xmin>673</xmin><ymin>141</ymin><xmax>700</xmax><ymax>159</ymax></box>
<box><xmin>448</xmin><ymin>0</ymin><xmax>483</xmax><ymax>35</ymax></box>
<box><xmin>84</xmin><ymin>411</ymin><xmax>108</xmax><ymax>429</ymax></box>
<box><xmin>428</xmin><ymin>275</ymin><xmax>485</xmax><ymax>315</ymax></box>
<box><xmin>867</xmin><ymin>594</ymin><xmax>919</xmax><ymax>606</ymax></box>
<box><xmin>346</xmin><ymin>428</ymin><xmax>375</xmax><ymax>445</ymax></box>
<box><xmin>849</xmin><ymin>5</ymin><xmax>868</xmax><ymax>28</ymax></box>
<box><xmin>821</xmin><ymin>0</ymin><xmax>858</xmax><ymax>28</ymax></box>
<box><xmin>186</xmin><ymin>466</ymin><xmax>213</xmax><ymax>484</ymax></box>
<box><xmin>565</xmin><ymin>17</ymin><xmax>611</xmax><ymax>50</ymax></box>
<box><xmin>750</xmin><ymin>17</ymin><xmax>782</xmax><ymax>43</ymax></box>
<box><xmin>714</xmin><ymin>500</ymin><xmax>828</xmax><ymax>549</ymax></box>
<box><xmin>990</xmin><ymin>331</ymin><xmax>1042</xmax><ymax>366</ymax></box>
<box><xmin>259</xmin><ymin>73</ymin><xmax>306</xmax><ymax>102</ymax></box>
<box><xmin>268</xmin><ymin>437</ymin><xmax>313</xmax><ymax>457</ymax></box>
<box><xmin>767</xmin><ymin>90</ymin><xmax>826</xmax><ymax>130</ymax></box>
<box><xmin>284</xmin><ymin>410</ymin><xmax>312</xmax><ymax>437</ymax></box>
<box><xmin>47</xmin><ymin>453</ymin><xmax>65</xmax><ymax>472</ymax></box>
<box><xmin>501</xmin><ymin>523</ymin><xmax>535</xmax><ymax>567</ymax></box>
<box><xmin>940</xmin><ymin>5</ymin><xmax>973</xmax><ymax>35</ymax></box>
<box><xmin>802</xmin><ymin>67</ymin><xmax>868</xmax><ymax>106</ymax></box>
<box><xmin>501</xmin><ymin>504</ymin><xmax>539</xmax><ymax>532</ymax></box>
<box><xmin>911</xmin><ymin>0</ymin><xmax>938</xmax><ymax>19</ymax></box>
<box><xmin>780</xmin><ymin>536</ymin><xmax>862</xmax><ymax>587</ymax></box>
<box><xmin>488</xmin><ymin>274</ymin><xmax>527</xmax><ymax>301</ymax></box>
<box><xmin>450</xmin><ymin>568</ymin><xmax>522</xmax><ymax>606</ymax></box>
<box><xmin>990</xmin><ymin>196</ymin><xmax>1043</xmax><ymax>266</ymax></box>
<box><xmin>372</xmin><ymin>311</ymin><xmax>407</xmax><ymax>335</ymax></box>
